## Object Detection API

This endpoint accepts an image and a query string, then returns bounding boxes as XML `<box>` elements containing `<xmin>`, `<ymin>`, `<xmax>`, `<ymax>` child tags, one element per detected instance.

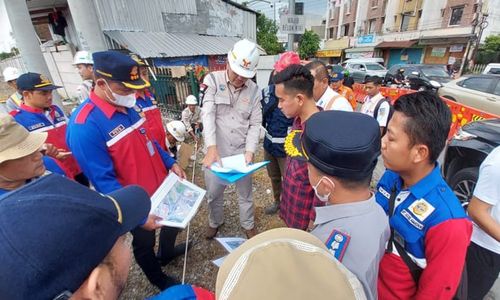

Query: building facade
<box><xmin>320</xmin><ymin>0</ymin><xmax>497</xmax><ymax>67</ymax></box>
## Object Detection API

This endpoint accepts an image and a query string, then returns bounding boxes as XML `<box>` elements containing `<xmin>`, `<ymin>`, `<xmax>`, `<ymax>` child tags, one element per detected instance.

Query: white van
<box><xmin>343</xmin><ymin>58</ymin><xmax>385</xmax><ymax>65</ymax></box>
<box><xmin>482</xmin><ymin>63</ymin><xmax>500</xmax><ymax>75</ymax></box>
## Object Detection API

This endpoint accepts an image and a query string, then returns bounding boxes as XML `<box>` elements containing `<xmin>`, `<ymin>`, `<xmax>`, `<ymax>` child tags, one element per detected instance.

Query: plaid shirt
<box><xmin>280</xmin><ymin>117</ymin><xmax>319</xmax><ymax>230</ymax></box>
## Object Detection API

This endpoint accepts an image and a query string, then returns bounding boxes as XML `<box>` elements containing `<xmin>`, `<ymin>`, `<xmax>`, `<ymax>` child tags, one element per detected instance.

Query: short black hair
<box><xmin>315</xmin><ymin>165</ymin><xmax>373</xmax><ymax>190</ymax></box>
<box><xmin>364</xmin><ymin>76</ymin><xmax>382</xmax><ymax>85</ymax></box>
<box><xmin>273</xmin><ymin>64</ymin><xmax>314</xmax><ymax>98</ymax></box>
<box><xmin>305</xmin><ymin>61</ymin><xmax>329</xmax><ymax>81</ymax></box>
<box><xmin>394</xmin><ymin>91</ymin><xmax>451</xmax><ymax>162</ymax></box>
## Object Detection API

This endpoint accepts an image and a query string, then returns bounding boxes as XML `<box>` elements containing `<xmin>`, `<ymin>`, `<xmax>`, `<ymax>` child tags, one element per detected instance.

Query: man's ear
<box><xmin>412</xmin><ymin>144</ymin><xmax>430</xmax><ymax>165</ymax></box>
<box><xmin>296</xmin><ymin>93</ymin><xmax>306</xmax><ymax>106</ymax></box>
<box><xmin>72</xmin><ymin>266</ymin><xmax>106</xmax><ymax>300</ymax></box>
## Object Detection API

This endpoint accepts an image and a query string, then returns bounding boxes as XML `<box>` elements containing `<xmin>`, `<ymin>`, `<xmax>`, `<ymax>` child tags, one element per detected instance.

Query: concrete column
<box><xmin>4</xmin><ymin>0</ymin><xmax>52</xmax><ymax>76</ymax></box>
<box><xmin>4</xmin><ymin>0</ymin><xmax>63</xmax><ymax>107</ymax></box>
<box><xmin>67</xmin><ymin>0</ymin><xmax>107</xmax><ymax>52</ymax></box>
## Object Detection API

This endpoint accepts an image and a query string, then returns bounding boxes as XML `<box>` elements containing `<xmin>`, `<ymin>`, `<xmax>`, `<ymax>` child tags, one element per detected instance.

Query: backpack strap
<box><xmin>324</xmin><ymin>94</ymin><xmax>343</xmax><ymax>110</ymax></box>
<box><xmin>373</xmin><ymin>97</ymin><xmax>390</xmax><ymax>121</ymax></box>
<box><xmin>386</xmin><ymin>184</ymin><xmax>423</xmax><ymax>283</ymax></box>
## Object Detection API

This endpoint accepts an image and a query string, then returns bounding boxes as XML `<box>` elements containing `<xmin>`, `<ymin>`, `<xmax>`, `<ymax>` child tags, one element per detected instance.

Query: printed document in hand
<box><xmin>150</xmin><ymin>173</ymin><xmax>206</xmax><ymax>228</ymax></box>
<box><xmin>209</xmin><ymin>154</ymin><xmax>269</xmax><ymax>183</ymax></box>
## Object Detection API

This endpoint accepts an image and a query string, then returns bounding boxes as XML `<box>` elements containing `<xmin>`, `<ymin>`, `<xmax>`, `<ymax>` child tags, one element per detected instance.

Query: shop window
<box><xmin>345</xmin><ymin>0</ymin><xmax>351</xmax><ymax>15</ymax></box>
<box><xmin>371</xmin><ymin>0</ymin><xmax>378</xmax><ymax>8</ymax></box>
<box><xmin>449</xmin><ymin>6</ymin><xmax>464</xmax><ymax>26</ymax></box>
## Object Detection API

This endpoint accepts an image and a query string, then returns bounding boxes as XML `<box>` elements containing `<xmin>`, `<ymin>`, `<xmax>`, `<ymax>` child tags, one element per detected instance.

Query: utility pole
<box><xmin>288</xmin><ymin>0</ymin><xmax>295</xmax><ymax>50</ymax></box>
<box><xmin>459</xmin><ymin>0</ymin><xmax>483</xmax><ymax>76</ymax></box>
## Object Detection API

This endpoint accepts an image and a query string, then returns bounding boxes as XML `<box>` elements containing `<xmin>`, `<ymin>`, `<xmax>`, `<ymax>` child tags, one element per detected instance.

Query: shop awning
<box><xmin>344</xmin><ymin>46</ymin><xmax>375</xmax><ymax>53</ymax></box>
<box><xmin>376</xmin><ymin>40</ymin><xmax>417</xmax><ymax>49</ymax></box>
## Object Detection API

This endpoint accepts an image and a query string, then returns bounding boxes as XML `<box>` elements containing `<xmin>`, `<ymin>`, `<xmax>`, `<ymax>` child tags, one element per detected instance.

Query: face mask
<box><xmin>312</xmin><ymin>176</ymin><xmax>334</xmax><ymax>202</ymax></box>
<box><xmin>102</xmin><ymin>80</ymin><xmax>136</xmax><ymax>108</ymax></box>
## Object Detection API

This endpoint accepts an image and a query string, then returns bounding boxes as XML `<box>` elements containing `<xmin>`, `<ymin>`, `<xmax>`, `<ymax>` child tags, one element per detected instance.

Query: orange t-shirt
<box><xmin>336</xmin><ymin>85</ymin><xmax>356</xmax><ymax>110</ymax></box>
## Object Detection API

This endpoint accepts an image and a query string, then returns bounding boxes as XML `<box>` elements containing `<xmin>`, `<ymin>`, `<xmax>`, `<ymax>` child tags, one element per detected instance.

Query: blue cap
<box><xmin>93</xmin><ymin>51</ymin><xmax>150</xmax><ymax>89</ymax></box>
<box><xmin>329</xmin><ymin>71</ymin><xmax>344</xmax><ymax>82</ymax></box>
<box><xmin>0</xmin><ymin>174</ymin><xmax>151</xmax><ymax>299</ymax></box>
<box><xmin>16</xmin><ymin>72</ymin><xmax>62</xmax><ymax>91</ymax></box>
<box><xmin>287</xmin><ymin>111</ymin><xmax>381</xmax><ymax>179</ymax></box>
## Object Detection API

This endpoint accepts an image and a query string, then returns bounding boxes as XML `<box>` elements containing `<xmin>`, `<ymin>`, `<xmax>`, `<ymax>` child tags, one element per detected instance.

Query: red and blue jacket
<box><xmin>66</xmin><ymin>92</ymin><xmax>176</xmax><ymax>196</ymax></box>
<box><xmin>136</xmin><ymin>89</ymin><xmax>167</xmax><ymax>151</ymax></box>
<box><xmin>10</xmin><ymin>104</ymin><xmax>81</xmax><ymax>179</ymax></box>
<box><xmin>376</xmin><ymin>166</ymin><xmax>472</xmax><ymax>299</ymax></box>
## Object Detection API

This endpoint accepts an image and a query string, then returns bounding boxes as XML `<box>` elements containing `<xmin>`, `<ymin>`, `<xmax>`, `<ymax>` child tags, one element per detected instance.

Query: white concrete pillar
<box><xmin>4</xmin><ymin>0</ymin><xmax>63</xmax><ymax>107</ymax></box>
<box><xmin>67</xmin><ymin>0</ymin><xmax>107</xmax><ymax>52</ymax></box>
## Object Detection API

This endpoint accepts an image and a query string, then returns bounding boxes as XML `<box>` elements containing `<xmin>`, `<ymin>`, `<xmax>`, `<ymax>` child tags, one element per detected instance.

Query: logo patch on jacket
<box><xmin>408</xmin><ymin>199</ymin><xmax>435</xmax><ymax>222</ymax></box>
<box><xmin>109</xmin><ymin>124</ymin><xmax>126</xmax><ymax>138</ymax></box>
<box><xmin>29</xmin><ymin>122</ymin><xmax>46</xmax><ymax>131</ymax></box>
<box><xmin>401</xmin><ymin>209</ymin><xmax>424</xmax><ymax>230</ymax></box>
<box><xmin>325</xmin><ymin>230</ymin><xmax>351</xmax><ymax>262</ymax></box>
<box><xmin>378</xmin><ymin>186</ymin><xmax>391</xmax><ymax>199</ymax></box>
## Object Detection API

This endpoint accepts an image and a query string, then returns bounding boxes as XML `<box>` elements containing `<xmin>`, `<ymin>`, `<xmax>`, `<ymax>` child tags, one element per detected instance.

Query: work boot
<box><xmin>244</xmin><ymin>227</ymin><xmax>258</xmax><ymax>239</ymax></box>
<box><xmin>205</xmin><ymin>225</ymin><xmax>220</xmax><ymax>239</ymax></box>
<box><xmin>265</xmin><ymin>201</ymin><xmax>280</xmax><ymax>215</ymax></box>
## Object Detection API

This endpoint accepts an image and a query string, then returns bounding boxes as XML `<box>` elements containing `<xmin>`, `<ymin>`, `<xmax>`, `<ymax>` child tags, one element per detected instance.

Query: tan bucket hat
<box><xmin>216</xmin><ymin>228</ymin><xmax>366</xmax><ymax>300</ymax></box>
<box><xmin>0</xmin><ymin>115</ymin><xmax>47</xmax><ymax>164</ymax></box>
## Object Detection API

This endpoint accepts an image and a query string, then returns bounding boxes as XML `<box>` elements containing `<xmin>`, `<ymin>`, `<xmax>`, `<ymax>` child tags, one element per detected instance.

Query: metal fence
<box><xmin>468</xmin><ymin>64</ymin><xmax>487</xmax><ymax>74</ymax></box>
<box><xmin>149</xmin><ymin>68</ymin><xmax>199</xmax><ymax>121</ymax></box>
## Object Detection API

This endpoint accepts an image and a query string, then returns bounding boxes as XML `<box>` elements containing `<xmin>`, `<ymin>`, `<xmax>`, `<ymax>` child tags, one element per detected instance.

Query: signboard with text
<box><xmin>280</xmin><ymin>15</ymin><xmax>306</xmax><ymax>34</ymax></box>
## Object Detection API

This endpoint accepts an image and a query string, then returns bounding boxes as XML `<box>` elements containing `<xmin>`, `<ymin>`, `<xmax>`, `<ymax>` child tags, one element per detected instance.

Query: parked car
<box><xmin>439</xmin><ymin>74</ymin><xmax>500</xmax><ymax>115</ymax></box>
<box><xmin>341</xmin><ymin>60</ymin><xmax>387</xmax><ymax>83</ymax></box>
<box><xmin>443</xmin><ymin>118</ymin><xmax>500</xmax><ymax>208</ymax></box>
<box><xmin>385</xmin><ymin>64</ymin><xmax>451</xmax><ymax>91</ymax></box>
<box><xmin>483</xmin><ymin>63</ymin><xmax>500</xmax><ymax>75</ymax></box>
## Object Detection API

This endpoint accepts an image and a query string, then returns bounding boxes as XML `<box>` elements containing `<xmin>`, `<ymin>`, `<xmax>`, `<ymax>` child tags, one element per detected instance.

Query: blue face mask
<box><xmin>312</xmin><ymin>176</ymin><xmax>334</xmax><ymax>202</ymax></box>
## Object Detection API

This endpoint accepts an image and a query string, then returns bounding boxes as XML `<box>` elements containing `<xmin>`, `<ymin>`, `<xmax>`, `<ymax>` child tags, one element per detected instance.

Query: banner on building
<box><xmin>316</xmin><ymin>49</ymin><xmax>342</xmax><ymax>57</ymax></box>
<box><xmin>431</xmin><ymin>47</ymin><xmax>447</xmax><ymax>57</ymax></box>
<box><xmin>449</xmin><ymin>45</ymin><xmax>464</xmax><ymax>53</ymax></box>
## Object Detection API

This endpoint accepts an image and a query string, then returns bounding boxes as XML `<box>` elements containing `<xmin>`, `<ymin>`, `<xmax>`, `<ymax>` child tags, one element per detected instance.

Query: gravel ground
<box><xmin>120</xmin><ymin>146</ymin><xmax>285</xmax><ymax>299</ymax></box>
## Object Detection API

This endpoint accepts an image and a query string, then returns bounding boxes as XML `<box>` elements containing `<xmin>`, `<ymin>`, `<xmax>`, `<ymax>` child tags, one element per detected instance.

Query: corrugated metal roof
<box><xmin>104</xmin><ymin>31</ymin><xmax>242</xmax><ymax>58</ymax></box>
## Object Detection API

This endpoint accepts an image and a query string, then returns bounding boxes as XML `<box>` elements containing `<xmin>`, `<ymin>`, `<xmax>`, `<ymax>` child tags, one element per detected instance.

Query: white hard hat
<box><xmin>227</xmin><ymin>39</ymin><xmax>260</xmax><ymax>78</ymax></box>
<box><xmin>3</xmin><ymin>67</ymin><xmax>20</xmax><ymax>82</ymax></box>
<box><xmin>73</xmin><ymin>51</ymin><xmax>94</xmax><ymax>65</ymax></box>
<box><xmin>185</xmin><ymin>95</ymin><xmax>198</xmax><ymax>105</ymax></box>
<box><xmin>166</xmin><ymin>120</ymin><xmax>186</xmax><ymax>142</ymax></box>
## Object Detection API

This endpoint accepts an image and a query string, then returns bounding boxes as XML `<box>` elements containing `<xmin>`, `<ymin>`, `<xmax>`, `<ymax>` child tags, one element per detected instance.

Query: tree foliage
<box><xmin>482</xmin><ymin>34</ymin><xmax>500</xmax><ymax>53</ymax></box>
<box><xmin>298</xmin><ymin>30</ymin><xmax>320</xmax><ymax>59</ymax></box>
<box><xmin>0</xmin><ymin>47</ymin><xmax>19</xmax><ymax>60</ymax></box>
<box><xmin>256</xmin><ymin>14</ymin><xmax>284</xmax><ymax>55</ymax></box>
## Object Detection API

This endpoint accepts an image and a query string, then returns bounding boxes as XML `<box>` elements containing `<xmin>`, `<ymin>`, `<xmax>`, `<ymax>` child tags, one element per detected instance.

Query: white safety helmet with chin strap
<box><xmin>227</xmin><ymin>39</ymin><xmax>260</xmax><ymax>79</ymax></box>
<box><xmin>3</xmin><ymin>67</ymin><xmax>20</xmax><ymax>82</ymax></box>
<box><xmin>166</xmin><ymin>121</ymin><xmax>187</xmax><ymax>142</ymax></box>
<box><xmin>73</xmin><ymin>51</ymin><xmax>94</xmax><ymax>65</ymax></box>
<box><xmin>185</xmin><ymin>95</ymin><xmax>198</xmax><ymax>105</ymax></box>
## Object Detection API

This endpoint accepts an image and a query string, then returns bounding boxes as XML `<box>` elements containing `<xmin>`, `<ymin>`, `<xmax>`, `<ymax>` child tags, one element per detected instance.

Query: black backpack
<box><xmin>372</xmin><ymin>97</ymin><xmax>394</xmax><ymax>136</ymax></box>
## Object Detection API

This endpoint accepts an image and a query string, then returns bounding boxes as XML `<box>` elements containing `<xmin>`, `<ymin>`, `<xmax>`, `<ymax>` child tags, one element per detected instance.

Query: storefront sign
<box><xmin>431</xmin><ymin>47</ymin><xmax>447</xmax><ymax>57</ymax></box>
<box><xmin>448</xmin><ymin>56</ymin><xmax>456</xmax><ymax>65</ymax></box>
<box><xmin>449</xmin><ymin>44</ymin><xmax>464</xmax><ymax>52</ymax></box>
<box><xmin>345</xmin><ymin>52</ymin><xmax>374</xmax><ymax>59</ymax></box>
<box><xmin>316</xmin><ymin>49</ymin><xmax>342</xmax><ymax>57</ymax></box>
<box><xmin>357</xmin><ymin>35</ymin><xmax>375</xmax><ymax>44</ymax></box>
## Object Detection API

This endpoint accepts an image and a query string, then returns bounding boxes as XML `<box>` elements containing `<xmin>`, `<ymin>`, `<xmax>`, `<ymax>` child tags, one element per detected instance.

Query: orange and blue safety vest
<box><xmin>10</xmin><ymin>104</ymin><xmax>81</xmax><ymax>179</ymax></box>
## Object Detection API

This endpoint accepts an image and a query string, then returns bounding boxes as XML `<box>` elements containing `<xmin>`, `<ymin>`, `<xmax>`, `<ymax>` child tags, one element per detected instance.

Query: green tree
<box><xmin>298</xmin><ymin>30</ymin><xmax>320</xmax><ymax>59</ymax></box>
<box><xmin>256</xmin><ymin>14</ymin><xmax>284</xmax><ymax>55</ymax></box>
<box><xmin>482</xmin><ymin>34</ymin><xmax>500</xmax><ymax>53</ymax></box>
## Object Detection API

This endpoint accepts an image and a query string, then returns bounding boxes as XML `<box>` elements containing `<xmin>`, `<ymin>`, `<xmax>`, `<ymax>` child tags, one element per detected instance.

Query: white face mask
<box><xmin>312</xmin><ymin>176</ymin><xmax>334</xmax><ymax>202</ymax></box>
<box><xmin>102</xmin><ymin>80</ymin><xmax>136</xmax><ymax>108</ymax></box>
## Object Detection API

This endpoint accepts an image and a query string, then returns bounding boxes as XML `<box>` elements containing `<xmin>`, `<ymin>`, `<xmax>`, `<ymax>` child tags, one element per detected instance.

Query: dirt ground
<box><xmin>120</xmin><ymin>146</ymin><xmax>285</xmax><ymax>299</ymax></box>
